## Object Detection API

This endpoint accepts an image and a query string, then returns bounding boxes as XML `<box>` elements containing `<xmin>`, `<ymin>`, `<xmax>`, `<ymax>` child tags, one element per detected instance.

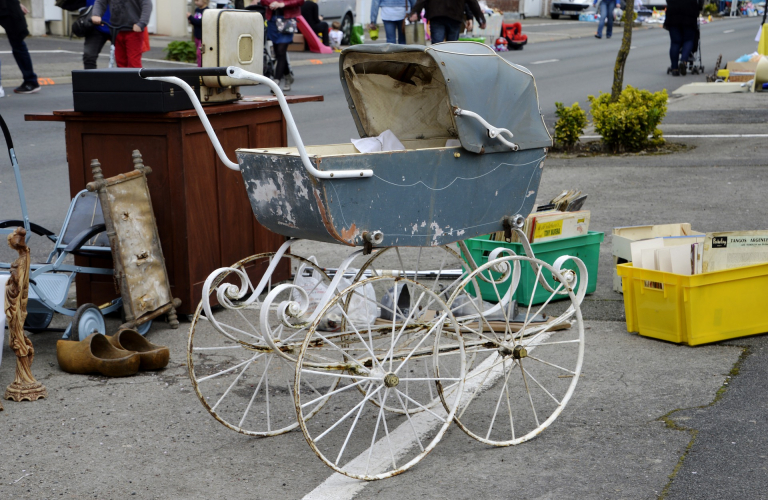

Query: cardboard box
<box><xmin>611</xmin><ymin>223</ymin><xmax>703</xmax><ymax>292</ymax></box>
<box><xmin>287</xmin><ymin>33</ymin><xmax>305</xmax><ymax>52</ymax></box>
<box><xmin>527</xmin><ymin>210</ymin><xmax>590</xmax><ymax>243</ymax></box>
<box><xmin>724</xmin><ymin>61</ymin><xmax>757</xmax><ymax>82</ymax></box>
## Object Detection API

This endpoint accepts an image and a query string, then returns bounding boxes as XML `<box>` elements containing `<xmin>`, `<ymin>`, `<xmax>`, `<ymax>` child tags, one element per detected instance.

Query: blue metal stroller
<box><xmin>0</xmin><ymin>113</ymin><xmax>133</xmax><ymax>340</ymax></box>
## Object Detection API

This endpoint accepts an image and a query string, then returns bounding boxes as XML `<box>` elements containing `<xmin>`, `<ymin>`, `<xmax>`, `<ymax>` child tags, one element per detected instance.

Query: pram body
<box><xmin>237</xmin><ymin>43</ymin><xmax>552</xmax><ymax>247</ymax></box>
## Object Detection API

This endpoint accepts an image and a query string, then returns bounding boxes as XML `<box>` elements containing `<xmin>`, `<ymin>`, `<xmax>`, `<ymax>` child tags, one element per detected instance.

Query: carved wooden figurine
<box><xmin>4</xmin><ymin>228</ymin><xmax>47</xmax><ymax>402</ymax></box>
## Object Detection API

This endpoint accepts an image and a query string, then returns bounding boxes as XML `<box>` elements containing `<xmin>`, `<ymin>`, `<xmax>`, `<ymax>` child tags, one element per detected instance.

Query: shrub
<box><xmin>588</xmin><ymin>85</ymin><xmax>668</xmax><ymax>152</ymax></box>
<box><xmin>164</xmin><ymin>40</ymin><xmax>197</xmax><ymax>63</ymax></box>
<box><xmin>553</xmin><ymin>102</ymin><xmax>588</xmax><ymax>150</ymax></box>
<box><xmin>703</xmin><ymin>2</ymin><xmax>718</xmax><ymax>15</ymax></box>
<box><xmin>620</xmin><ymin>10</ymin><xmax>638</xmax><ymax>22</ymax></box>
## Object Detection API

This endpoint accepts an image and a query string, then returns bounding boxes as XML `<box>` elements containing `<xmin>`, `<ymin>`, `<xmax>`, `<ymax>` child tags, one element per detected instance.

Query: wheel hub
<box><xmin>498</xmin><ymin>344</ymin><xmax>527</xmax><ymax>359</ymax></box>
<box><xmin>383</xmin><ymin>373</ymin><xmax>400</xmax><ymax>388</ymax></box>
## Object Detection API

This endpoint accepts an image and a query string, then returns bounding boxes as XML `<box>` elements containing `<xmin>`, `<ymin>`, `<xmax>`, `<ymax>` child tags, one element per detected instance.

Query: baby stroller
<box><xmin>683</xmin><ymin>22</ymin><xmax>705</xmax><ymax>75</ymax></box>
<box><xmin>139</xmin><ymin>42</ymin><xmax>590</xmax><ymax>481</ymax></box>
<box><xmin>502</xmin><ymin>22</ymin><xmax>528</xmax><ymax>50</ymax></box>
<box><xmin>667</xmin><ymin>21</ymin><xmax>705</xmax><ymax>75</ymax></box>
<box><xmin>0</xmin><ymin>113</ymin><xmax>142</xmax><ymax>340</ymax></box>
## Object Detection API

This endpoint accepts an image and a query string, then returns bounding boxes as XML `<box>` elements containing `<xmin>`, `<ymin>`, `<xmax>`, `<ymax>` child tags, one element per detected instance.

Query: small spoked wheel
<box><xmin>71</xmin><ymin>303</ymin><xmax>106</xmax><ymax>341</ymax></box>
<box><xmin>188</xmin><ymin>252</ymin><xmax>340</xmax><ymax>437</ymax></box>
<box><xmin>295</xmin><ymin>277</ymin><xmax>465</xmax><ymax>480</ymax></box>
<box><xmin>446</xmin><ymin>255</ymin><xmax>585</xmax><ymax>447</ymax></box>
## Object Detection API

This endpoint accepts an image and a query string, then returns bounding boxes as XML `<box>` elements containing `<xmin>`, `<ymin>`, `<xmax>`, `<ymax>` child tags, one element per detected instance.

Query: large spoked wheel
<box><xmin>295</xmin><ymin>277</ymin><xmax>465</xmax><ymax>480</ymax></box>
<box><xmin>446</xmin><ymin>255</ymin><xmax>585</xmax><ymax>447</ymax></box>
<box><xmin>348</xmin><ymin>246</ymin><xmax>481</xmax><ymax>414</ymax></box>
<box><xmin>188</xmin><ymin>252</ymin><xmax>340</xmax><ymax>437</ymax></box>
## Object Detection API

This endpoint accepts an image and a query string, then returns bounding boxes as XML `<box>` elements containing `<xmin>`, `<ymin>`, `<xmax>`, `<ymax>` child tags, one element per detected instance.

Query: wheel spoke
<box><xmin>531</xmin><ymin>339</ymin><xmax>581</xmax><ymax>346</ymax></box>
<box><xmin>192</xmin><ymin>345</ymin><xmax>245</xmax><ymax>352</ymax></box>
<box><xmin>485</xmin><ymin>358</ymin><xmax>515</xmax><ymax>440</ymax></box>
<box><xmin>393</xmin><ymin>388</ymin><xmax>425</xmax><ymax>452</ymax></box>
<box><xmin>337</xmin><ymin>305</ymin><xmax>384</xmax><ymax>372</ymax></box>
<box><xmin>518</xmin><ymin>358</ymin><xmax>540</xmax><ymax>427</ymax></box>
<box><xmin>395</xmin><ymin>388</ymin><xmax>446</xmax><ymax>422</ymax></box>
<box><xmin>517</xmin><ymin>281</ymin><xmax>564</xmax><ymax>341</ymax></box>
<box><xmin>458</xmin><ymin>356</ymin><xmax>502</xmax><ymax>419</ymax></box>
<box><xmin>300</xmin><ymin>369</ymin><xmax>374</xmax><ymax>381</ymax></box>
<box><xmin>207</xmin><ymin>317</ymin><xmax>264</xmax><ymax>343</ymax></box>
<box><xmin>378</xmin><ymin>388</ymin><xmax>397</xmax><ymax>471</ymax></box>
<box><xmin>398</xmin><ymin>376</ymin><xmax>462</xmax><ymax>382</ymax></box>
<box><xmin>335</xmin><ymin>381</ymin><xmax>374</xmax><ymax>466</ymax></box>
<box><xmin>211</xmin><ymin>354</ymin><xmax>260</xmax><ymax>412</ymax></box>
<box><xmin>314</xmin><ymin>385</ymin><xmax>384</xmax><ymax>443</ymax></box>
<box><xmin>300</xmin><ymin>378</ymin><xmax>369</xmax><ymax>409</ymax></box>
<box><xmin>385</xmin><ymin>288</ymin><xmax>429</xmax><ymax>370</ymax></box>
<box><xmin>308</xmin><ymin>330</ymin><xmax>369</xmax><ymax>373</ymax></box>
<box><xmin>520</xmin><ymin>364</ymin><xmax>562</xmax><ymax>405</ymax></box>
<box><xmin>365</xmin><ymin>398</ymin><xmax>387</xmax><ymax>476</ymax></box>
<box><xmin>504</xmin><ymin>376</ymin><xmax>515</xmax><ymax>441</ymax></box>
<box><xmin>238</xmin><ymin>355</ymin><xmax>272</xmax><ymax>427</ymax></box>
<box><xmin>197</xmin><ymin>353</ymin><xmax>263</xmax><ymax>383</ymax></box>
<box><xmin>526</xmin><ymin>354</ymin><xmax>576</xmax><ymax>375</ymax></box>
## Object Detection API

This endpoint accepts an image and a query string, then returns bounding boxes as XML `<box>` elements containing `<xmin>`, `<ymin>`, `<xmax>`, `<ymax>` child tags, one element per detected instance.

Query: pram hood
<box><xmin>339</xmin><ymin>42</ymin><xmax>552</xmax><ymax>154</ymax></box>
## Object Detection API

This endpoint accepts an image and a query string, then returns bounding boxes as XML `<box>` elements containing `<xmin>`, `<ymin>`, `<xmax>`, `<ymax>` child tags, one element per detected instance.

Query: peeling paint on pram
<box><xmin>237</xmin><ymin>146</ymin><xmax>545</xmax><ymax>248</ymax></box>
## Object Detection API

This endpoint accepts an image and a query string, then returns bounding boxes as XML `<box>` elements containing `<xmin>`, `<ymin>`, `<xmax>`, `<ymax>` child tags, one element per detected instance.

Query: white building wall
<box><xmin>20</xmin><ymin>0</ymin><xmax>190</xmax><ymax>37</ymax></box>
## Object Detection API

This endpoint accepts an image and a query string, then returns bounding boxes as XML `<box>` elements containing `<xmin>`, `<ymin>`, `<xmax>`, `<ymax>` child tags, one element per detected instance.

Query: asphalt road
<box><xmin>1</xmin><ymin>18</ymin><xmax>767</xmax><ymax>499</ymax></box>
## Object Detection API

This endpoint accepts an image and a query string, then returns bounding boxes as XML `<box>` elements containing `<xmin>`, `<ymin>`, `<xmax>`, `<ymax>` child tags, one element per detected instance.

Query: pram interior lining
<box><xmin>240</xmin><ymin>138</ymin><xmax>459</xmax><ymax>157</ymax></box>
<box><xmin>342</xmin><ymin>52</ymin><xmax>458</xmax><ymax>141</ymax></box>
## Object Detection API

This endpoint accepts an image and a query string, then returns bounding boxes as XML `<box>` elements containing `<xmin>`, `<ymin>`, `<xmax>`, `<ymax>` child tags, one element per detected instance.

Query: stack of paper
<box><xmin>630</xmin><ymin>235</ymin><xmax>706</xmax><ymax>275</ymax></box>
<box><xmin>702</xmin><ymin>231</ymin><xmax>768</xmax><ymax>272</ymax></box>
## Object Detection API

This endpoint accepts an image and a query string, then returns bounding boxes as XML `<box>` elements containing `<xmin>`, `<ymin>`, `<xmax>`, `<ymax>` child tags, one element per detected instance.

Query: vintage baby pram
<box><xmin>142</xmin><ymin>42</ymin><xmax>588</xmax><ymax>480</ymax></box>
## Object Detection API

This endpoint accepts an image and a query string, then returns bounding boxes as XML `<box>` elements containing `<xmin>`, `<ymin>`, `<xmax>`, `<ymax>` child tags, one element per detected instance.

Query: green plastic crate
<box><xmin>460</xmin><ymin>231</ymin><xmax>604</xmax><ymax>306</ymax></box>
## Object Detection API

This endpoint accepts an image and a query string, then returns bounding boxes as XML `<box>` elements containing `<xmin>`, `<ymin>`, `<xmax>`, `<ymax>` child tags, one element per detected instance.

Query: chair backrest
<box><xmin>56</xmin><ymin>190</ymin><xmax>111</xmax><ymax>252</ymax></box>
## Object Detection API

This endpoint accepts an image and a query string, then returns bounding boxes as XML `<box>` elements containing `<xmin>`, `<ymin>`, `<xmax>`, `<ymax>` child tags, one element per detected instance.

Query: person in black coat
<box><xmin>0</xmin><ymin>0</ymin><xmax>40</xmax><ymax>94</ymax></box>
<box><xmin>301</xmin><ymin>0</ymin><xmax>329</xmax><ymax>46</ymax></box>
<box><xmin>665</xmin><ymin>0</ymin><xmax>703</xmax><ymax>76</ymax></box>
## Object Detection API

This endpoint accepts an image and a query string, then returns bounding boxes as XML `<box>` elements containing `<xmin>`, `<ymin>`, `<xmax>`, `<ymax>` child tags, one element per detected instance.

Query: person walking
<box><xmin>593</xmin><ymin>0</ymin><xmax>616</xmax><ymax>39</ymax></box>
<box><xmin>369</xmin><ymin>0</ymin><xmax>414</xmax><ymax>44</ymax></box>
<box><xmin>187</xmin><ymin>0</ymin><xmax>209</xmax><ymax>66</ymax></box>
<box><xmin>0</xmin><ymin>0</ymin><xmax>40</xmax><ymax>94</ymax></box>
<box><xmin>409</xmin><ymin>0</ymin><xmax>485</xmax><ymax>44</ymax></box>
<box><xmin>301</xmin><ymin>0</ymin><xmax>329</xmax><ymax>46</ymax></box>
<box><xmin>260</xmin><ymin>0</ymin><xmax>303</xmax><ymax>91</ymax></box>
<box><xmin>83</xmin><ymin>0</ymin><xmax>112</xmax><ymax>69</ymax></box>
<box><xmin>92</xmin><ymin>0</ymin><xmax>152</xmax><ymax>68</ymax></box>
<box><xmin>665</xmin><ymin>0</ymin><xmax>703</xmax><ymax>75</ymax></box>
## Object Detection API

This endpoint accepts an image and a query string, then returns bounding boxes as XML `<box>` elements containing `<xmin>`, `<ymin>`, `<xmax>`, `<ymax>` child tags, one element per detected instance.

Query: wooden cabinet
<box><xmin>26</xmin><ymin>95</ymin><xmax>322</xmax><ymax>315</ymax></box>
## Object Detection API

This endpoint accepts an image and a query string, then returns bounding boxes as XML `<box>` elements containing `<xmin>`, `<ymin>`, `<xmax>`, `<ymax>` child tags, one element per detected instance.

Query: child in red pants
<box><xmin>92</xmin><ymin>0</ymin><xmax>152</xmax><ymax>68</ymax></box>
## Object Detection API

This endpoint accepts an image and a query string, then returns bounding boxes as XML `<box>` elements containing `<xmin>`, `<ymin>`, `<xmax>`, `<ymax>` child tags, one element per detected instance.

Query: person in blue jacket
<box><xmin>369</xmin><ymin>0</ymin><xmax>414</xmax><ymax>44</ymax></box>
<box><xmin>83</xmin><ymin>0</ymin><xmax>111</xmax><ymax>69</ymax></box>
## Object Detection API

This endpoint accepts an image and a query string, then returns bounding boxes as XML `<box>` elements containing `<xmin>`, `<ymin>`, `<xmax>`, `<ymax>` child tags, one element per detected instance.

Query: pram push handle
<box><xmin>138</xmin><ymin>67</ymin><xmax>230</xmax><ymax>78</ymax></box>
<box><xmin>144</xmin><ymin>67</ymin><xmax>374</xmax><ymax>180</ymax></box>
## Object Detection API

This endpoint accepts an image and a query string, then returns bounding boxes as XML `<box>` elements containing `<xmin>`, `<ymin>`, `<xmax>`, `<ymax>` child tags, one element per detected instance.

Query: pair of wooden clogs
<box><xmin>57</xmin><ymin>329</ymin><xmax>169</xmax><ymax>377</ymax></box>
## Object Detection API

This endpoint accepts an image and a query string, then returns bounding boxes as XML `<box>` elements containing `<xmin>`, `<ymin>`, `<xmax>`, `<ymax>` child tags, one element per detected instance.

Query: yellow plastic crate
<box><xmin>617</xmin><ymin>262</ymin><xmax>768</xmax><ymax>346</ymax></box>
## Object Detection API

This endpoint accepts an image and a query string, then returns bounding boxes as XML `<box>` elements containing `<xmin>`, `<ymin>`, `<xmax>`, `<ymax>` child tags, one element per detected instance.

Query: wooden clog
<box><xmin>57</xmin><ymin>333</ymin><xmax>140</xmax><ymax>377</ymax></box>
<box><xmin>108</xmin><ymin>329</ymin><xmax>170</xmax><ymax>371</ymax></box>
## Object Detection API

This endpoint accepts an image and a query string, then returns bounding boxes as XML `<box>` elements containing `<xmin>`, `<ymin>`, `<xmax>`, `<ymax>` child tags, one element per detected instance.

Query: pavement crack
<box><xmin>656</xmin><ymin>345</ymin><xmax>751</xmax><ymax>499</ymax></box>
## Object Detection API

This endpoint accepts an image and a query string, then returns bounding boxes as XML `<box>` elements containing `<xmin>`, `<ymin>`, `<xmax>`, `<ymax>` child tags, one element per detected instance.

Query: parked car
<box><xmin>316</xmin><ymin>0</ymin><xmax>355</xmax><ymax>44</ymax></box>
<box><xmin>550</xmin><ymin>0</ymin><xmax>592</xmax><ymax>19</ymax></box>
